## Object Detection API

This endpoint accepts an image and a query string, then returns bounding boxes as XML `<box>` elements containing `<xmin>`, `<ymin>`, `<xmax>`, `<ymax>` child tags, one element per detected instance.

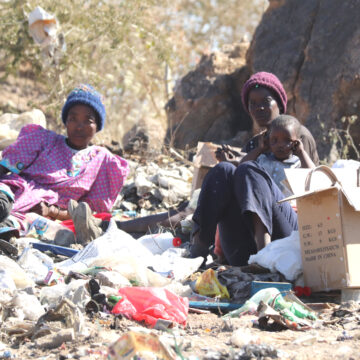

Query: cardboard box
<box><xmin>283</xmin><ymin>165</ymin><xmax>360</xmax><ymax>292</ymax></box>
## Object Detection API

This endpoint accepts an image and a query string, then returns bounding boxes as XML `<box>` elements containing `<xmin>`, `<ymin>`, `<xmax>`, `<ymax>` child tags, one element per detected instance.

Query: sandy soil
<box><xmin>3</xmin><ymin>302</ymin><xmax>360</xmax><ymax>360</ymax></box>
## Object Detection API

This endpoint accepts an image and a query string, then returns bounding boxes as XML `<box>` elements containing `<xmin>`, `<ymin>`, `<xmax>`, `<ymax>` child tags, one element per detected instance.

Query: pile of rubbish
<box><xmin>2</xmin><ymin>217</ymin><xmax>359</xmax><ymax>359</ymax></box>
<box><xmin>1</xmin><ymin>112</ymin><xmax>360</xmax><ymax>358</ymax></box>
<box><xmin>0</xmin><ymin>218</ymin><xmax>324</xmax><ymax>359</ymax></box>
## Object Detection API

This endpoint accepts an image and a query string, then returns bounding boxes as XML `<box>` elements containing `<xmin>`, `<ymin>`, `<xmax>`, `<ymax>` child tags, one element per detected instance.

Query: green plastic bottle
<box><xmin>274</xmin><ymin>297</ymin><xmax>317</xmax><ymax>320</ymax></box>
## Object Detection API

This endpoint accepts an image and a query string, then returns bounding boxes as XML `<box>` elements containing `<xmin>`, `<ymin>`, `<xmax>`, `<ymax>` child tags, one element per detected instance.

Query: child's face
<box><xmin>269</xmin><ymin>125</ymin><xmax>297</xmax><ymax>161</ymax></box>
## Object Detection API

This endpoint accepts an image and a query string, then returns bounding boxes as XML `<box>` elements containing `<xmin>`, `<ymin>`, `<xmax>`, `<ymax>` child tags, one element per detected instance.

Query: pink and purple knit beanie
<box><xmin>241</xmin><ymin>72</ymin><xmax>287</xmax><ymax>114</ymax></box>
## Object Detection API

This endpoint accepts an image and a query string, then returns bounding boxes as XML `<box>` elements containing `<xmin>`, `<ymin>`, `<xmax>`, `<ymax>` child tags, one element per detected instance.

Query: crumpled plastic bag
<box><xmin>0</xmin><ymin>255</ymin><xmax>34</xmax><ymax>289</ymax></box>
<box><xmin>248</xmin><ymin>231</ymin><xmax>302</xmax><ymax>281</ymax></box>
<box><xmin>28</xmin><ymin>6</ymin><xmax>57</xmax><ymax>46</ymax></box>
<box><xmin>57</xmin><ymin>220</ymin><xmax>154</xmax><ymax>273</ymax></box>
<box><xmin>195</xmin><ymin>268</ymin><xmax>230</xmax><ymax>299</ymax></box>
<box><xmin>112</xmin><ymin>287</ymin><xmax>188</xmax><ymax>327</ymax></box>
<box><xmin>11</xmin><ymin>292</ymin><xmax>45</xmax><ymax>321</ymax></box>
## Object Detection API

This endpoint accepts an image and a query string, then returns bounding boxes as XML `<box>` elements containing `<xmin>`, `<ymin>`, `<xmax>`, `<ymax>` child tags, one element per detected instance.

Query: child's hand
<box><xmin>215</xmin><ymin>145</ymin><xmax>241</xmax><ymax>163</ymax></box>
<box><xmin>291</xmin><ymin>138</ymin><xmax>315</xmax><ymax>169</ymax></box>
<box><xmin>291</xmin><ymin>139</ymin><xmax>305</xmax><ymax>156</ymax></box>
<box><xmin>258</xmin><ymin>130</ymin><xmax>270</xmax><ymax>153</ymax></box>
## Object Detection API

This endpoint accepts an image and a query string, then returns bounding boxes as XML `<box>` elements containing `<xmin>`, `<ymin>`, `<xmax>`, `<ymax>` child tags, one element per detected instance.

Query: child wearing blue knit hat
<box><xmin>0</xmin><ymin>84</ymin><xmax>129</xmax><ymax>248</ymax></box>
<box><xmin>62</xmin><ymin>84</ymin><xmax>106</xmax><ymax>131</ymax></box>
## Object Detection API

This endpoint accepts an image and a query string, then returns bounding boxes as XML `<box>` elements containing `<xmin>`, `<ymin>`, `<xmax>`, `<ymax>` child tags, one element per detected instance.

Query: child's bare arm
<box><xmin>292</xmin><ymin>139</ymin><xmax>315</xmax><ymax>168</ymax></box>
<box><xmin>240</xmin><ymin>131</ymin><xmax>269</xmax><ymax>164</ymax></box>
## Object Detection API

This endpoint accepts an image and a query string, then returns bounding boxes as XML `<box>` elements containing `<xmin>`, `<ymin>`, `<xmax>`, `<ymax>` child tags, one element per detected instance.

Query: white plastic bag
<box><xmin>0</xmin><ymin>255</ymin><xmax>34</xmax><ymax>289</ymax></box>
<box><xmin>12</xmin><ymin>292</ymin><xmax>45</xmax><ymax>321</ymax></box>
<box><xmin>151</xmin><ymin>248</ymin><xmax>204</xmax><ymax>281</ymax></box>
<box><xmin>17</xmin><ymin>247</ymin><xmax>53</xmax><ymax>282</ymax></box>
<box><xmin>28</xmin><ymin>6</ymin><xmax>57</xmax><ymax>46</ymax></box>
<box><xmin>248</xmin><ymin>231</ymin><xmax>302</xmax><ymax>281</ymax></box>
<box><xmin>40</xmin><ymin>279</ymin><xmax>90</xmax><ymax>311</ymax></box>
<box><xmin>57</xmin><ymin>220</ymin><xmax>153</xmax><ymax>273</ymax></box>
<box><xmin>138</xmin><ymin>232</ymin><xmax>180</xmax><ymax>255</ymax></box>
<box><xmin>0</xmin><ymin>270</ymin><xmax>16</xmax><ymax>292</ymax></box>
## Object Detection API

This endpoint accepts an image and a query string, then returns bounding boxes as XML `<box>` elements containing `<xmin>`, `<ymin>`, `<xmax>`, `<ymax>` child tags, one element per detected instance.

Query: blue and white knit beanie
<box><xmin>61</xmin><ymin>84</ymin><xmax>106</xmax><ymax>131</ymax></box>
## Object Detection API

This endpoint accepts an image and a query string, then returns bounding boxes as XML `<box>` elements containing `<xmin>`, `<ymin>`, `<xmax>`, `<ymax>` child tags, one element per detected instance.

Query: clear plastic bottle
<box><xmin>138</xmin><ymin>232</ymin><xmax>182</xmax><ymax>255</ymax></box>
<box><xmin>25</xmin><ymin>213</ymin><xmax>73</xmax><ymax>242</ymax></box>
<box><xmin>224</xmin><ymin>287</ymin><xmax>317</xmax><ymax>320</ymax></box>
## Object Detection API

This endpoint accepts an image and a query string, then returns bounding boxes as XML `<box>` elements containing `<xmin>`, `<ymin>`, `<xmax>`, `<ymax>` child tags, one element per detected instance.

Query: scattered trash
<box><xmin>0</xmin><ymin>138</ymin><xmax>358</xmax><ymax>359</ymax></box>
<box><xmin>294</xmin><ymin>286</ymin><xmax>312</xmax><ymax>297</ymax></box>
<box><xmin>151</xmin><ymin>248</ymin><xmax>204</xmax><ymax>281</ymax></box>
<box><xmin>195</xmin><ymin>269</ymin><xmax>230</xmax><ymax>299</ymax></box>
<box><xmin>217</xmin><ymin>266</ymin><xmax>283</xmax><ymax>302</ymax></box>
<box><xmin>0</xmin><ymin>255</ymin><xmax>34</xmax><ymax>289</ymax></box>
<box><xmin>138</xmin><ymin>232</ymin><xmax>181</xmax><ymax>255</ymax></box>
<box><xmin>0</xmin><ymin>270</ymin><xmax>16</xmax><ymax>292</ymax></box>
<box><xmin>250</xmin><ymin>281</ymin><xmax>292</xmax><ymax>296</ymax></box>
<box><xmin>17</xmin><ymin>247</ymin><xmax>53</xmax><ymax>282</ymax></box>
<box><xmin>28</xmin><ymin>6</ymin><xmax>57</xmax><ymax>46</ymax></box>
<box><xmin>112</xmin><ymin>287</ymin><xmax>188</xmax><ymax>327</ymax></box>
<box><xmin>248</xmin><ymin>231</ymin><xmax>302</xmax><ymax>281</ymax></box>
<box><xmin>35</xmin><ymin>328</ymin><xmax>74</xmax><ymax>350</ymax></box>
<box><xmin>224</xmin><ymin>287</ymin><xmax>317</xmax><ymax>331</ymax></box>
<box><xmin>31</xmin><ymin>242</ymin><xmax>78</xmax><ymax>258</ymax></box>
<box><xmin>337</xmin><ymin>330</ymin><xmax>353</xmax><ymax>341</ymax></box>
<box><xmin>237</xmin><ymin>344</ymin><xmax>278</xmax><ymax>359</ymax></box>
<box><xmin>57</xmin><ymin>220</ymin><xmax>154</xmax><ymax>273</ymax></box>
<box><xmin>11</xmin><ymin>292</ymin><xmax>45</xmax><ymax>321</ymax></box>
<box><xmin>0</xmin><ymin>350</ymin><xmax>14</xmax><ymax>359</ymax></box>
<box><xmin>35</xmin><ymin>298</ymin><xmax>86</xmax><ymax>336</ymax></box>
<box><xmin>107</xmin><ymin>331</ymin><xmax>176</xmax><ymax>360</ymax></box>
<box><xmin>43</xmin><ymin>268</ymin><xmax>65</xmax><ymax>286</ymax></box>
<box><xmin>25</xmin><ymin>213</ymin><xmax>75</xmax><ymax>245</ymax></box>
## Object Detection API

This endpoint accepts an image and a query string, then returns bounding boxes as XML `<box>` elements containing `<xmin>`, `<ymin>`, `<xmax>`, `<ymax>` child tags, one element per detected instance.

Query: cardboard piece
<box><xmin>191</xmin><ymin>142</ymin><xmax>218</xmax><ymax>195</ymax></box>
<box><xmin>283</xmin><ymin>166</ymin><xmax>360</xmax><ymax>292</ymax></box>
<box><xmin>191</xmin><ymin>142</ymin><xmax>244</xmax><ymax>194</ymax></box>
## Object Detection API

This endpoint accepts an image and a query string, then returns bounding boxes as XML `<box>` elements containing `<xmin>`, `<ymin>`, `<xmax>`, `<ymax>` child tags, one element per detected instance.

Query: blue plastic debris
<box><xmin>250</xmin><ymin>281</ymin><xmax>292</xmax><ymax>296</ymax></box>
<box><xmin>189</xmin><ymin>301</ymin><xmax>243</xmax><ymax>311</ymax></box>
<box><xmin>31</xmin><ymin>242</ymin><xmax>79</xmax><ymax>258</ymax></box>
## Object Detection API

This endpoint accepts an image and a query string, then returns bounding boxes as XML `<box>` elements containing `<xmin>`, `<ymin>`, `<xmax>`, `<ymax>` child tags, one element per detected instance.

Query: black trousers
<box><xmin>192</xmin><ymin>161</ymin><xmax>298</xmax><ymax>266</ymax></box>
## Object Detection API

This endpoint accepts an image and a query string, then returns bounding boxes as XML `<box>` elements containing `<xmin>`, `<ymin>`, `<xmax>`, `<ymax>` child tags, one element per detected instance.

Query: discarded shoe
<box><xmin>68</xmin><ymin>199</ymin><xmax>103</xmax><ymax>244</ymax></box>
<box><xmin>0</xmin><ymin>238</ymin><xmax>18</xmax><ymax>257</ymax></box>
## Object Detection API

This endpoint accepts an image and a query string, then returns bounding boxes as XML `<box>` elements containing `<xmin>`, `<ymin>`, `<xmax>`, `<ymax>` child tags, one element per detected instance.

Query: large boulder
<box><xmin>167</xmin><ymin>0</ymin><xmax>360</xmax><ymax>160</ymax></box>
<box><xmin>247</xmin><ymin>0</ymin><xmax>360</xmax><ymax>160</ymax></box>
<box><xmin>0</xmin><ymin>109</ymin><xmax>47</xmax><ymax>149</ymax></box>
<box><xmin>165</xmin><ymin>43</ymin><xmax>252</xmax><ymax>150</ymax></box>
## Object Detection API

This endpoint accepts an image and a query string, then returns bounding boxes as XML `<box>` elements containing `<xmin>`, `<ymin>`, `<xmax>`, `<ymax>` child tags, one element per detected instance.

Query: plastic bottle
<box><xmin>138</xmin><ymin>232</ymin><xmax>182</xmax><ymax>255</ymax></box>
<box><xmin>224</xmin><ymin>288</ymin><xmax>280</xmax><ymax>318</ymax></box>
<box><xmin>25</xmin><ymin>213</ymin><xmax>72</xmax><ymax>241</ymax></box>
<box><xmin>274</xmin><ymin>296</ymin><xmax>317</xmax><ymax>320</ymax></box>
<box><xmin>224</xmin><ymin>287</ymin><xmax>317</xmax><ymax>320</ymax></box>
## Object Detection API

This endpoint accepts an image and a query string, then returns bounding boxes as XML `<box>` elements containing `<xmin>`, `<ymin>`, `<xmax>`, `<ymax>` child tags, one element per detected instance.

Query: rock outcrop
<box><xmin>165</xmin><ymin>43</ymin><xmax>252</xmax><ymax>150</ymax></box>
<box><xmin>167</xmin><ymin>0</ymin><xmax>360</xmax><ymax>160</ymax></box>
<box><xmin>247</xmin><ymin>0</ymin><xmax>360</xmax><ymax>160</ymax></box>
<box><xmin>0</xmin><ymin>109</ymin><xmax>46</xmax><ymax>149</ymax></box>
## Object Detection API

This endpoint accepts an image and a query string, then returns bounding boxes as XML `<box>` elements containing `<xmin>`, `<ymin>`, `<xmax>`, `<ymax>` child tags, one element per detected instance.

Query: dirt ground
<box><xmin>3</xmin><ymin>301</ymin><xmax>360</xmax><ymax>360</ymax></box>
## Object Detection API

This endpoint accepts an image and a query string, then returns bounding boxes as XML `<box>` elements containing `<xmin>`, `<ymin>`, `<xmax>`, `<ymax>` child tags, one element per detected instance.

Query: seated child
<box><xmin>240</xmin><ymin>114</ymin><xmax>315</xmax><ymax>196</ymax></box>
